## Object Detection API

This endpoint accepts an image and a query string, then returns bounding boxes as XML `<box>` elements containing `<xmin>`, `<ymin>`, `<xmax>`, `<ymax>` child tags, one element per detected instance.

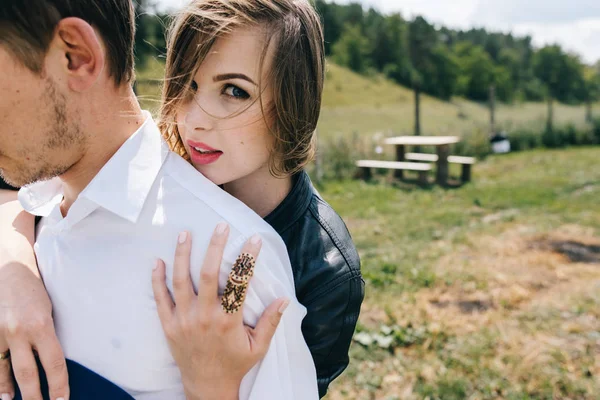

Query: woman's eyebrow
<box><xmin>213</xmin><ymin>73</ymin><xmax>257</xmax><ymax>85</ymax></box>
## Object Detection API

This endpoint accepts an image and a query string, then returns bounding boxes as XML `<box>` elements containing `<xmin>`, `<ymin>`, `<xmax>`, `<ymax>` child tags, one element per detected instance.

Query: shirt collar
<box><xmin>19</xmin><ymin>111</ymin><xmax>170</xmax><ymax>224</ymax></box>
<box><xmin>264</xmin><ymin>170</ymin><xmax>314</xmax><ymax>234</ymax></box>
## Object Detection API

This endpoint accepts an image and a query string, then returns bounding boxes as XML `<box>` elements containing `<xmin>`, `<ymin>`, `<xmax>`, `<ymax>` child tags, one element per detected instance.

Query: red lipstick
<box><xmin>187</xmin><ymin>141</ymin><xmax>223</xmax><ymax>165</ymax></box>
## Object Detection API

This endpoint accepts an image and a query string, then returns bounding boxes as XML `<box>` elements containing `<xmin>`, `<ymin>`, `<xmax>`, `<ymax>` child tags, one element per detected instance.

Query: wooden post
<box><xmin>414</xmin><ymin>84</ymin><xmax>421</xmax><ymax>137</ymax></box>
<box><xmin>489</xmin><ymin>85</ymin><xmax>496</xmax><ymax>134</ymax></box>
<box><xmin>418</xmin><ymin>171</ymin><xmax>428</xmax><ymax>186</ymax></box>
<box><xmin>361</xmin><ymin>167</ymin><xmax>372</xmax><ymax>181</ymax></box>
<box><xmin>461</xmin><ymin>164</ymin><xmax>472</xmax><ymax>183</ymax></box>
<box><xmin>414</xmin><ymin>83</ymin><xmax>422</xmax><ymax>153</ymax></box>
<box><xmin>546</xmin><ymin>97</ymin><xmax>554</xmax><ymax>132</ymax></box>
<box><xmin>394</xmin><ymin>145</ymin><xmax>406</xmax><ymax>179</ymax></box>
<box><xmin>436</xmin><ymin>144</ymin><xmax>450</xmax><ymax>186</ymax></box>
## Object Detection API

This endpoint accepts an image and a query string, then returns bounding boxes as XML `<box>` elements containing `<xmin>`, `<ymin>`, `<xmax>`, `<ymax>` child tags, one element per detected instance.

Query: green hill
<box><xmin>318</xmin><ymin>62</ymin><xmax>593</xmax><ymax>140</ymax></box>
<box><xmin>136</xmin><ymin>58</ymin><xmax>596</xmax><ymax>141</ymax></box>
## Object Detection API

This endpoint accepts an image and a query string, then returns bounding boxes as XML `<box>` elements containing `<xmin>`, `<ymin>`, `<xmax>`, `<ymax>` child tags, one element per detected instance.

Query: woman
<box><xmin>1</xmin><ymin>0</ymin><xmax>363</xmax><ymax>398</ymax></box>
<box><xmin>158</xmin><ymin>2</ymin><xmax>364</xmax><ymax>395</ymax></box>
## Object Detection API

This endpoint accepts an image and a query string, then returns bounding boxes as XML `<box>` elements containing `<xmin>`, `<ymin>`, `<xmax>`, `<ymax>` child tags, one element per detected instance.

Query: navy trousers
<box><xmin>14</xmin><ymin>358</ymin><xmax>134</xmax><ymax>400</ymax></box>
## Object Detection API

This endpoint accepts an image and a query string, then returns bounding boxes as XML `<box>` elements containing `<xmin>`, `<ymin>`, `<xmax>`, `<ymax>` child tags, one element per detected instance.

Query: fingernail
<box><xmin>250</xmin><ymin>234</ymin><xmax>262</xmax><ymax>245</ymax></box>
<box><xmin>153</xmin><ymin>260</ymin><xmax>160</xmax><ymax>272</ymax></box>
<box><xmin>178</xmin><ymin>231</ymin><xmax>188</xmax><ymax>244</ymax></box>
<box><xmin>57</xmin><ymin>398</ymin><xmax>65</xmax><ymax>400</ymax></box>
<box><xmin>278</xmin><ymin>298</ymin><xmax>291</xmax><ymax>314</ymax></box>
<box><xmin>215</xmin><ymin>222</ymin><xmax>228</xmax><ymax>235</ymax></box>
<box><xmin>2</xmin><ymin>394</ymin><xmax>12</xmax><ymax>400</ymax></box>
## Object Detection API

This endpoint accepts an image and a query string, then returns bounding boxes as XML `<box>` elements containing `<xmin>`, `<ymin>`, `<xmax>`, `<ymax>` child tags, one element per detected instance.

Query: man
<box><xmin>0</xmin><ymin>1</ymin><xmax>317</xmax><ymax>399</ymax></box>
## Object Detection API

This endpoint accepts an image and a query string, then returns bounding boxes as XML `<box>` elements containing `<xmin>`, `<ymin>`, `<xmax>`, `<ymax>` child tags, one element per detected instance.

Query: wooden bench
<box><xmin>356</xmin><ymin>160</ymin><xmax>432</xmax><ymax>184</ymax></box>
<box><xmin>404</xmin><ymin>153</ymin><xmax>476</xmax><ymax>182</ymax></box>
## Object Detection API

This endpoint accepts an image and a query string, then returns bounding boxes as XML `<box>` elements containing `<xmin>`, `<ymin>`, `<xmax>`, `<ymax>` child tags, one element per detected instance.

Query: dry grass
<box><xmin>319</xmin><ymin>147</ymin><xmax>600</xmax><ymax>399</ymax></box>
<box><xmin>328</xmin><ymin>224</ymin><xmax>600</xmax><ymax>399</ymax></box>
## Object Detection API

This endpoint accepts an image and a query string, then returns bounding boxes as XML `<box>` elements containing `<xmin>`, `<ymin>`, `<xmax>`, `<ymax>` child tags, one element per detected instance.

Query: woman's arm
<box><xmin>303</xmin><ymin>276</ymin><xmax>364</xmax><ymax>397</ymax></box>
<box><xmin>0</xmin><ymin>192</ymin><xmax>70</xmax><ymax>400</ymax></box>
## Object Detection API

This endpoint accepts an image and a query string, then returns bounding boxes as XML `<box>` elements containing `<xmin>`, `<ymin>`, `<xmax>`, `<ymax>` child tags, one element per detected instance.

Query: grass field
<box><xmin>320</xmin><ymin>147</ymin><xmax>600</xmax><ymax>399</ymax></box>
<box><xmin>319</xmin><ymin>64</ymin><xmax>594</xmax><ymax>139</ymax></box>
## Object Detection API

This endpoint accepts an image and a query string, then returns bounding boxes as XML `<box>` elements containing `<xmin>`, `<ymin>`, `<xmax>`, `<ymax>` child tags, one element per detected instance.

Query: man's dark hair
<box><xmin>0</xmin><ymin>0</ymin><xmax>135</xmax><ymax>85</ymax></box>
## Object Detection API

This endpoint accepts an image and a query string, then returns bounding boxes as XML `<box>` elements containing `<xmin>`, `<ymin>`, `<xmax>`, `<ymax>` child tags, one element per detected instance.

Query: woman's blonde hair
<box><xmin>158</xmin><ymin>0</ymin><xmax>325</xmax><ymax>177</ymax></box>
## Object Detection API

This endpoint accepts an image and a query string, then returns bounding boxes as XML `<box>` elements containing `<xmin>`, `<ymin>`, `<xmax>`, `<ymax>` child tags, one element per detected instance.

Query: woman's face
<box><xmin>176</xmin><ymin>26</ymin><xmax>275</xmax><ymax>186</ymax></box>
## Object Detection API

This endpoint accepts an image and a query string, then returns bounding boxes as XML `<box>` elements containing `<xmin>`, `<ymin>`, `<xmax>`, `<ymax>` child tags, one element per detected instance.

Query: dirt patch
<box><xmin>338</xmin><ymin>225</ymin><xmax>600</xmax><ymax>399</ymax></box>
<box><xmin>430</xmin><ymin>298</ymin><xmax>494</xmax><ymax>314</ymax></box>
<box><xmin>364</xmin><ymin>224</ymin><xmax>600</xmax><ymax>336</ymax></box>
<box><xmin>530</xmin><ymin>239</ymin><xmax>600</xmax><ymax>263</ymax></box>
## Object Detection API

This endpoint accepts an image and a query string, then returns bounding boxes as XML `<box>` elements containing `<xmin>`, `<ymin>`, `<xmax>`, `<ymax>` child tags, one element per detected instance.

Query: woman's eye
<box><xmin>223</xmin><ymin>84</ymin><xmax>250</xmax><ymax>100</ymax></box>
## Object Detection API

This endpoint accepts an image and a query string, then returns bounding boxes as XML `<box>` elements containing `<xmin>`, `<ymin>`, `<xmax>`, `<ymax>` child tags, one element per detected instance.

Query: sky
<box><xmin>156</xmin><ymin>0</ymin><xmax>600</xmax><ymax>64</ymax></box>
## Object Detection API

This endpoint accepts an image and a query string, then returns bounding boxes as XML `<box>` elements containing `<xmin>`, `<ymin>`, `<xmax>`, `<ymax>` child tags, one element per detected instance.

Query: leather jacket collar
<box><xmin>264</xmin><ymin>171</ymin><xmax>313</xmax><ymax>234</ymax></box>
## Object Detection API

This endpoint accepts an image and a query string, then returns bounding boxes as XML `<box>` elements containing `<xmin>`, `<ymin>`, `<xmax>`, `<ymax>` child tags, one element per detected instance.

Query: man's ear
<box><xmin>51</xmin><ymin>17</ymin><xmax>105</xmax><ymax>91</ymax></box>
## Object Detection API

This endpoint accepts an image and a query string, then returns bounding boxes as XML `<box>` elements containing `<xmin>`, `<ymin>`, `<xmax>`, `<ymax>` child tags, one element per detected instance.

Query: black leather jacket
<box><xmin>264</xmin><ymin>171</ymin><xmax>364</xmax><ymax>398</ymax></box>
<box><xmin>0</xmin><ymin>174</ymin><xmax>365</xmax><ymax>397</ymax></box>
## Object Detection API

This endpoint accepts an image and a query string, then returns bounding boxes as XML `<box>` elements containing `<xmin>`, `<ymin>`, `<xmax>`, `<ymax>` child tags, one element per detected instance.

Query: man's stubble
<box><xmin>0</xmin><ymin>78</ymin><xmax>88</xmax><ymax>187</ymax></box>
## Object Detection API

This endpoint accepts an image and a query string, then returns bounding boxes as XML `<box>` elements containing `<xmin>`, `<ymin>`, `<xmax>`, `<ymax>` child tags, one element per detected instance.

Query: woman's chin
<box><xmin>192</xmin><ymin>165</ymin><xmax>225</xmax><ymax>186</ymax></box>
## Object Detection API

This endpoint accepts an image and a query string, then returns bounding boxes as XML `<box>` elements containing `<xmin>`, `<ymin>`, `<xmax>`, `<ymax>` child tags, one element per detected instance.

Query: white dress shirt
<box><xmin>18</xmin><ymin>112</ymin><xmax>318</xmax><ymax>400</ymax></box>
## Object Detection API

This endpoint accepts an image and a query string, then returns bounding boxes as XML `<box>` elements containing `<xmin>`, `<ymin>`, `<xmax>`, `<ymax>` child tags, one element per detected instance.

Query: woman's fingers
<box><xmin>34</xmin><ymin>332</ymin><xmax>69</xmax><ymax>400</ymax></box>
<box><xmin>9</xmin><ymin>340</ymin><xmax>41</xmax><ymax>400</ymax></box>
<box><xmin>0</xmin><ymin>353</ymin><xmax>14</xmax><ymax>400</ymax></box>
<box><xmin>171</xmin><ymin>232</ymin><xmax>195</xmax><ymax>310</ymax></box>
<box><xmin>250</xmin><ymin>297</ymin><xmax>290</xmax><ymax>357</ymax></box>
<box><xmin>221</xmin><ymin>234</ymin><xmax>262</xmax><ymax>323</ymax></box>
<box><xmin>197</xmin><ymin>223</ymin><xmax>230</xmax><ymax>308</ymax></box>
<box><xmin>152</xmin><ymin>259</ymin><xmax>175</xmax><ymax>326</ymax></box>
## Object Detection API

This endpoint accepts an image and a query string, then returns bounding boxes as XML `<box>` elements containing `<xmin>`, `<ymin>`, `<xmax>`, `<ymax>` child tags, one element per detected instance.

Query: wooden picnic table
<box><xmin>384</xmin><ymin>136</ymin><xmax>460</xmax><ymax>185</ymax></box>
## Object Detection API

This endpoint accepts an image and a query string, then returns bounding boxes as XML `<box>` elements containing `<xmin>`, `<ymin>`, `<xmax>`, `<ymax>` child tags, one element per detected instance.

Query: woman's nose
<box><xmin>184</xmin><ymin>97</ymin><xmax>214</xmax><ymax>132</ymax></box>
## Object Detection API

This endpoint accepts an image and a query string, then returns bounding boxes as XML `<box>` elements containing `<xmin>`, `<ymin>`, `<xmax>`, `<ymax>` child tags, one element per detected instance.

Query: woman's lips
<box><xmin>187</xmin><ymin>140</ymin><xmax>223</xmax><ymax>165</ymax></box>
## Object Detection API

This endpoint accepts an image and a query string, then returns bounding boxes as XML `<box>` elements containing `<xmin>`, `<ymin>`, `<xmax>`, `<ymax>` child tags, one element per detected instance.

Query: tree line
<box><xmin>315</xmin><ymin>1</ymin><xmax>600</xmax><ymax>109</ymax></box>
<box><xmin>132</xmin><ymin>1</ymin><xmax>600</xmax><ymax>116</ymax></box>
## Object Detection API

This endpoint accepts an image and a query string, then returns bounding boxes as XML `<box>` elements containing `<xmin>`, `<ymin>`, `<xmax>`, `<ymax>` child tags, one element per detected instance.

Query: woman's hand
<box><xmin>151</xmin><ymin>223</ymin><xmax>290</xmax><ymax>400</ymax></box>
<box><xmin>0</xmin><ymin>199</ymin><xmax>69</xmax><ymax>400</ymax></box>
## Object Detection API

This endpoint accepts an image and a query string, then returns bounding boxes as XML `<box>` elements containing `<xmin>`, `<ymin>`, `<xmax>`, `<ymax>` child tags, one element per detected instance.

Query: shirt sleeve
<box><xmin>221</xmin><ymin>229</ymin><xmax>319</xmax><ymax>400</ymax></box>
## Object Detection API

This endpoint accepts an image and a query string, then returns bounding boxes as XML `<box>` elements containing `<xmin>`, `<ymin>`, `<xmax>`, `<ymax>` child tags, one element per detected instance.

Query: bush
<box><xmin>542</xmin><ymin>128</ymin><xmax>559</xmax><ymax>148</ymax></box>
<box><xmin>452</xmin><ymin>126</ymin><xmax>491</xmax><ymax>158</ymax></box>
<box><xmin>592</xmin><ymin>118</ymin><xmax>600</xmax><ymax>143</ymax></box>
<box><xmin>562</xmin><ymin>123</ymin><xmax>578</xmax><ymax>146</ymax></box>
<box><xmin>315</xmin><ymin>132</ymin><xmax>382</xmax><ymax>181</ymax></box>
<box><xmin>311</xmin><ymin>119</ymin><xmax>598</xmax><ymax>183</ymax></box>
<box><xmin>509</xmin><ymin>127</ymin><xmax>542</xmax><ymax>152</ymax></box>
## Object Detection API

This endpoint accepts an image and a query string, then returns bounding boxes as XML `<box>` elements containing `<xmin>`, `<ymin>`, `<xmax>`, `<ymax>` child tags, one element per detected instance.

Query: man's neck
<box><xmin>59</xmin><ymin>90</ymin><xmax>146</xmax><ymax>216</ymax></box>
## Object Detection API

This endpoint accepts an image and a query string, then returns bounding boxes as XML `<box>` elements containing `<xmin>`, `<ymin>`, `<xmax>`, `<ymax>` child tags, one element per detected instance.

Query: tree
<box><xmin>408</xmin><ymin>17</ymin><xmax>438</xmax><ymax>136</ymax></box>
<box><xmin>369</xmin><ymin>13</ymin><xmax>408</xmax><ymax>72</ymax></box>
<box><xmin>134</xmin><ymin>0</ymin><xmax>153</xmax><ymax>65</ymax></box>
<box><xmin>311</xmin><ymin>1</ymin><xmax>591</xmax><ymax>106</ymax></box>
<box><xmin>314</xmin><ymin>0</ymin><xmax>343</xmax><ymax>55</ymax></box>
<box><xmin>533</xmin><ymin>45</ymin><xmax>587</xmax><ymax>131</ymax></box>
<box><xmin>454</xmin><ymin>43</ymin><xmax>494</xmax><ymax>101</ymax></box>
<box><xmin>584</xmin><ymin>66</ymin><xmax>600</xmax><ymax>122</ymax></box>
<box><xmin>133</xmin><ymin>0</ymin><xmax>168</xmax><ymax>67</ymax></box>
<box><xmin>422</xmin><ymin>45</ymin><xmax>459</xmax><ymax>100</ymax></box>
<box><xmin>331</xmin><ymin>25</ymin><xmax>371</xmax><ymax>74</ymax></box>
<box><xmin>533</xmin><ymin>45</ymin><xmax>566</xmax><ymax>131</ymax></box>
